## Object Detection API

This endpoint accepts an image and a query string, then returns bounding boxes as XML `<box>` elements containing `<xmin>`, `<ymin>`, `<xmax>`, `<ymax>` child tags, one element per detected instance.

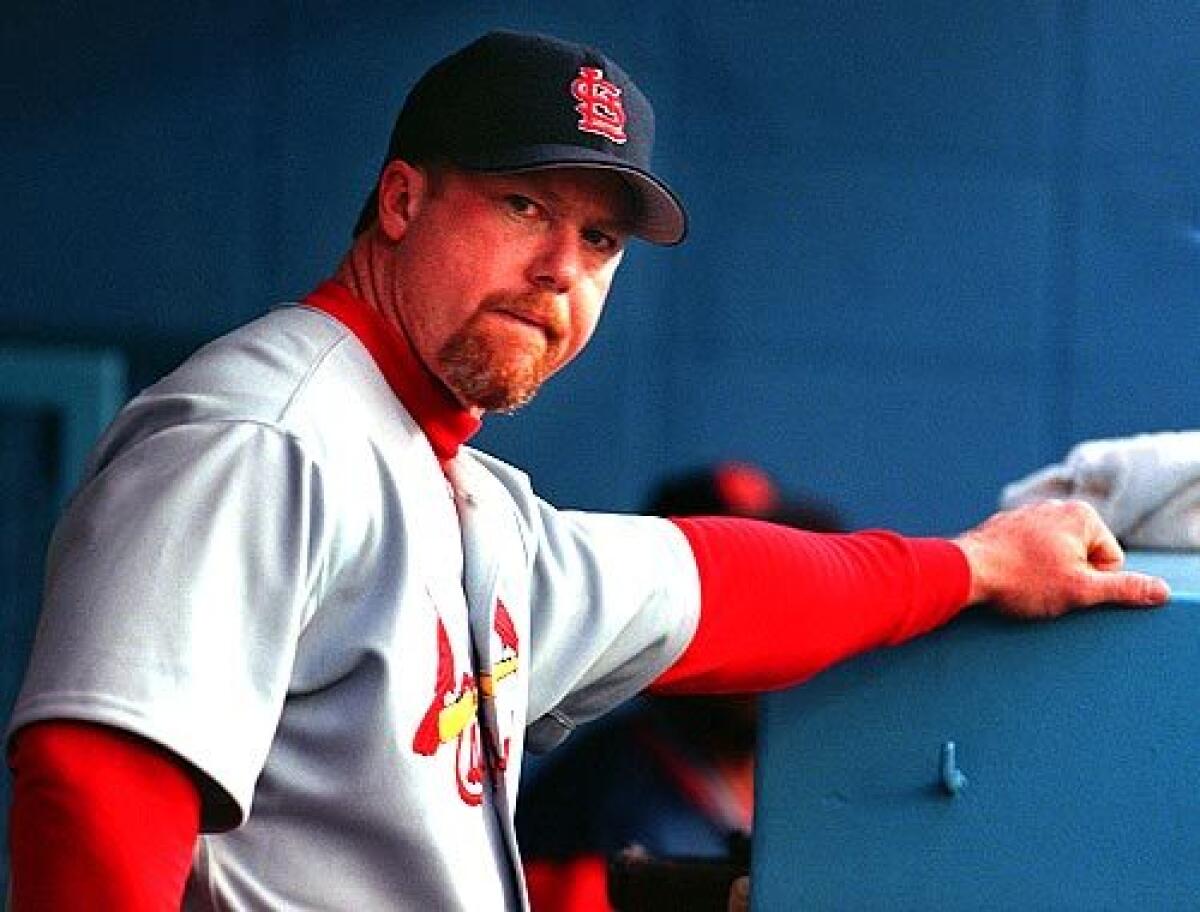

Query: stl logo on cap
<box><xmin>571</xmin><ymin>66</ymin><xmax>627</xmax><ymax>144</ymax></box>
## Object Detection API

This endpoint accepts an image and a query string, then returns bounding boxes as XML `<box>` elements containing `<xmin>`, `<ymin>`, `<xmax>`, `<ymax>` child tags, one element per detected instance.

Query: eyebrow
<box><xmin>602</xmin><ymin>213</ymin><xmax>636</xmax><ymax>238</ymax></box>
<box><xmin>471</xmin><ymin>167</ymin><xmax>631</xmax><ymax>245</ymax></box>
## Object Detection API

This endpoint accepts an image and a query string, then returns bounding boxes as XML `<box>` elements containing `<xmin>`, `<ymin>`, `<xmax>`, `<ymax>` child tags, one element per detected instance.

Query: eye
<box><xmin>582</xmin><ymin>226</ymin><xmax>622</xmax><ymax>254</ymax></box>
<box><xmin>504</xmin><ymin>194</ymin><xmax>540</xmax><ymax>218</ymax></box>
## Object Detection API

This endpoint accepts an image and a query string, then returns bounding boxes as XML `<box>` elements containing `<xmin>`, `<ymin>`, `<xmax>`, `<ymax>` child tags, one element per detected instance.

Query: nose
<box><xmin>527</xmin><ymin>229</ymin><xmax>581</xmax><ymax>294</ymax></box>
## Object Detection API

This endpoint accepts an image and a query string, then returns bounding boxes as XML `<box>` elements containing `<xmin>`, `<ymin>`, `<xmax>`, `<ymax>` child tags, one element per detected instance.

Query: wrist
<box><xmin>951</xmin><ymin>532</ymin><xmax>989</xmax><ymax>606</ymax></box>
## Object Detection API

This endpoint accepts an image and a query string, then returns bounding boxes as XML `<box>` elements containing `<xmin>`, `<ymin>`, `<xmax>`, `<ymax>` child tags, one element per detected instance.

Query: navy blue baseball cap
<box><xmin>353</xmin><ymin>30</ymin><xmax>687</xmax><ymax>245</ymax></box>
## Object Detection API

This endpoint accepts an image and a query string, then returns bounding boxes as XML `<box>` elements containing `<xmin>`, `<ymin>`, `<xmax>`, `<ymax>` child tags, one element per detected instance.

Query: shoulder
<box><xmin>149</xmin><ymin>305</ymin><xmax>366</xmax><ymax>426</ymax></box>
<box><xmin>102</xmin><ymin>306</ymin><xmax>424</xmax><ymax>465</ymax></box>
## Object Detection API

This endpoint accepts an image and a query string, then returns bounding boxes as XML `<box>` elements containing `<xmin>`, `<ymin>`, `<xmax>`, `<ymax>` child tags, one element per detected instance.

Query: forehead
<box><xmin>452</xmin><ymin>167</ymin><xmax>637</xmax><ymax>227</ymax></box>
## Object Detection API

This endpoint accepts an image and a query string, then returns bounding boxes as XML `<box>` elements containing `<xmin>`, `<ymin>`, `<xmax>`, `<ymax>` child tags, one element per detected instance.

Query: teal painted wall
<box><xmin>7</xmin><ymin>2</ymin><xmax>1200</xmax><ymax>531</ymax></box>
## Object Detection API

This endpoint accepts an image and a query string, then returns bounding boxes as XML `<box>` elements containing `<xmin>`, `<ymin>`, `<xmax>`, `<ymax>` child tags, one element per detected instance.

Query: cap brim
<box><xmin>454</xmin><ymin>145</ymin><xmax>687</xmax><ymax>246</ymax></box>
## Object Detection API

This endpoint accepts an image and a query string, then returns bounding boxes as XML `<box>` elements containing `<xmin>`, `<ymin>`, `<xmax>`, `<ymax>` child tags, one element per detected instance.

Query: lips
<box><xmin>485</xmin><ymin>295</ymin><xmax>566</xmax><ymax>343</ymax></box>
<box><xmin>495</xmin><ymin>308</ymin><xmax>553</xmax><ymax>335</ymax></box>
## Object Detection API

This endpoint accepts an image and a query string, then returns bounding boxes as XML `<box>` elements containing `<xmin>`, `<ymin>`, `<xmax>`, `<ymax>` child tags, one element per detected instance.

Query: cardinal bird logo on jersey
<box><xmin>479</xmin><ymin>600</ymin><xmax>521</xmax><ymax>772</ymax></box>
<box><xmin>413</xmin><ymin>600</ymin><xmax>522</xmax><ymax>805</ymax></box>
<box><xmin>412</xmin><ymin>615</ymin><xmax>485</xmax><ymax>806</ymax></box>
<box><xmin>480</xmin><ymin>599</ymin><xmax>520</xmax><ymax>696</ymax></box>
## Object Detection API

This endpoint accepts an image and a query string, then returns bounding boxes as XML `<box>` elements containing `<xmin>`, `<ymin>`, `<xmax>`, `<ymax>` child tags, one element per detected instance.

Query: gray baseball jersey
<box><xmin>8</xmin><ymin>303</ymin><xmax>701</xmax><ymax>910</ymax></box>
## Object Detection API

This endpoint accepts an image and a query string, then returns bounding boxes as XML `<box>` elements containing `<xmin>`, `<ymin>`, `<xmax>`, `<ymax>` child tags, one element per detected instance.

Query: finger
<box><xmin>1078</xmin><ymin>504</ymin><xmax>1124</xmax><ymax>571</ymax></box>
<box><xmin>1082</xmin><ymin>569</ymin><xmax>1170</xmax><ymax>607</ymax></box>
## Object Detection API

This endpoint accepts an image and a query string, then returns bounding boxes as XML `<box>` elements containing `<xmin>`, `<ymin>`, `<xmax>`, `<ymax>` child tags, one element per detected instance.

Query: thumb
<box><xmin>1081</xmin><ymin>568</ymin><xmax>1170</xmax><ymax>607</ymax></box>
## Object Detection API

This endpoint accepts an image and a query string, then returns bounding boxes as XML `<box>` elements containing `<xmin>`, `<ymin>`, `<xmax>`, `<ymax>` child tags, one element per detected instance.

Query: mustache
<box><xmin>480</xmin><ymin>293</ymin><xmax>567</xmax><ymax>342</ymax></box>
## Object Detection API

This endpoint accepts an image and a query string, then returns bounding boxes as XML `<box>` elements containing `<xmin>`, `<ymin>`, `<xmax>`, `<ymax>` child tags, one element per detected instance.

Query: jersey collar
<box><xmin>304</xmin><ymin>280</ymin><xmax>481</xmax><ymax>463</ymax></box>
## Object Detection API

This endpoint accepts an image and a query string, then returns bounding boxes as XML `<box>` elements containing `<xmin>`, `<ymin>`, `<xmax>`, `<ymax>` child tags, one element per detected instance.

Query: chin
<box><xmin>455</xmin><ymin>357</ymin><xmax>554</xmax><ymax>414</ymax></box>
<box><xmin>472</xmin><ymin>383</ymin><xmax>542</xmax><ymax>414</ymax></box>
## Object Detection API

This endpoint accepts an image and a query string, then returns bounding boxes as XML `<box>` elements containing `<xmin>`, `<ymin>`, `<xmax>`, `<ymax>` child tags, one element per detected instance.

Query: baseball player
<box><xmin>6</xmin><ymin>30</ymin><xmax>1168</xmax><ymax>911</ymax></box>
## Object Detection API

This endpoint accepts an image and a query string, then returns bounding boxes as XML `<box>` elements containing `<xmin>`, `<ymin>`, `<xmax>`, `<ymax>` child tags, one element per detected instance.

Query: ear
<box><xmin>376</xmin><ymin>160</ymin><xmax>430</xmax><ymax>241</ymax></box>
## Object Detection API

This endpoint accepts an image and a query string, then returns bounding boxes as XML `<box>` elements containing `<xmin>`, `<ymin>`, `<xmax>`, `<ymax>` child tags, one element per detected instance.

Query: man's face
<box><xmin>382</xmin><ymin>164</ymin><xmax>632</xmax><ymax>413</ymax></box>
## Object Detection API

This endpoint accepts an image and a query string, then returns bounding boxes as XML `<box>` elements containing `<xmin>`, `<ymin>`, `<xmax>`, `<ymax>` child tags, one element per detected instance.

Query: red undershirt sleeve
<box><xmin>524</xmin><ymin>855</ymin><xmax>610</xmax><ymax>912</ymax></box>
<box><xmin>7</xmin><ymin>720</ymin><xmax>200</xmax><ymax>911</ymax></box>
<box><xmin>653</xmin><ymin>517</ymin><xmax>971</xmax><ymax>694</ymax></box>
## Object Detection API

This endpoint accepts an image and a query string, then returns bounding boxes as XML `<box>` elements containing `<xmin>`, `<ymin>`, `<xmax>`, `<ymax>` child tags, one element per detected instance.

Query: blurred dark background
<box><xmin>4</xmin><ymin>0</ymin><xmax>1199</xmax><ymax>891</ymax></box>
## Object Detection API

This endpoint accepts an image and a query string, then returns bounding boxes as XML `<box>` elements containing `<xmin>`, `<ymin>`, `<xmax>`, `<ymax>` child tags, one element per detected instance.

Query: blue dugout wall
<box><xmin>6</xmin><ymin>2</ymin><xmax>1200</xmax><ymax>528</ymax></box>
<box><xmin>3</xmin><ymin>0</ymin><xmax>1200</xmax><ymax>893</ymax></box>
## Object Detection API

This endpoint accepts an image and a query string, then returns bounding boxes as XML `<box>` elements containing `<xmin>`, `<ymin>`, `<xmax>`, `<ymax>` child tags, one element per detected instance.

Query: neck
<box><xmin>334</xmin><ymin>239</ymin><xmax>483</xmax><ymax>420</ymax></box>
<box><xmin>333</xmin><ymin>238</ymin><xmax>388</xmax><ymax>315</ymax></box>
<box><xmin>303</xmin><ymin>273</ymin><xmax>482</xmax><ymax>463</ymax></box>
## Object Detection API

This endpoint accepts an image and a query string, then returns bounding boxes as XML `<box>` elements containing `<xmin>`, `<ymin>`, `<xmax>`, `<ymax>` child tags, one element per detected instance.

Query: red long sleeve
<box><xmin>525</xmin><ymin>855</ymin><xmax>610</xmax><ymax>911</ymax></box>
<box><xmin>8</xmin><ymin>720</ymin><xmax>200</xmax><ymax>911</ymax></box>
<box><xmin>654</xmin><ymin>518</ymin><xmax>971</xmax><ymax>694</ymax></box>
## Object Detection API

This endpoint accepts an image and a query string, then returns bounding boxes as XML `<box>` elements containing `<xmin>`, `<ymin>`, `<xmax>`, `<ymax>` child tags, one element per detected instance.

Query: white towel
<box><xmin>1000</xmin><ymin>431</ymin><xmax>1200</xmax><ymax>549</ymax></box>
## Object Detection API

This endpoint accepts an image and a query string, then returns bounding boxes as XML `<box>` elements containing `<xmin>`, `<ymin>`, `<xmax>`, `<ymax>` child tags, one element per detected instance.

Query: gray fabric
<box><xmin>1001</xmin><ymin>431</ymin><xmax>1200</xmax><ymax>550</ymax></box>
<box><xmin>7</xmin><ymin>305</ymin><xmax>700</xmax><ymax>911</ymax></box>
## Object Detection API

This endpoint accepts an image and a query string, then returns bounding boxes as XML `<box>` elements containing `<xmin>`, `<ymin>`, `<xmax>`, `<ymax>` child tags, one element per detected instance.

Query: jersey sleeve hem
<box><xmin>7</xmin><ymin>693</ymin><xmax>253</xmax><ymax>832</ymax></box>
<box><xmin>525</xmin><ymin>517</ymin><xmax>701</xmax><ymax>752</ymax></box>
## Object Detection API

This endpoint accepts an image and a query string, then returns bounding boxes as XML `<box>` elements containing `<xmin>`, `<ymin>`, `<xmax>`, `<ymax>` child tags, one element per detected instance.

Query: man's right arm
<box><xmin>8</xmin><ymin>720</ymin><xmax>199</xmax><ymax>911</ymax></box>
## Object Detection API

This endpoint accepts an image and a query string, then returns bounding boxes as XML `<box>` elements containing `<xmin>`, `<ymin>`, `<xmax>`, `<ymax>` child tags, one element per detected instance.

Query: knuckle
<box><xmin>1121</xmin><ymin>574</ymin><xmax>1153</xmax><ymax>603</ymax></box>
<box><xmin>1061</xmin><ymin>498</ymin><xmax>1093</xmax><ymax>520</ymax></box>
<box><xmin>1090</xmin><ymin>572</ymin><xmax>1137</xmax><ymax>606</ymax></box>
<box><xmin>1123</xmin><ymin>577</ymin><xmax>1147</xmax><ymax>602</ymax></box>
<box><xmin>1063</xmin><ymin>566</ymin><xmax>1090</xmax><ymax>593</ymax></box>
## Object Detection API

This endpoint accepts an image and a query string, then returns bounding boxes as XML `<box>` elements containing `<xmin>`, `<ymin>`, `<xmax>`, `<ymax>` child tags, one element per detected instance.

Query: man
<box><xmin>5</xmin><ymin>30</ymin><xmax>1168</xmax><ymax>911</ymax></box>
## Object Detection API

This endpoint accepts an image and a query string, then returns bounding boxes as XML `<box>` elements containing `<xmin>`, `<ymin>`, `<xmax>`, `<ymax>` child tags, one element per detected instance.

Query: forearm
<box><xmin>653</xmin><ymin>517</ymin><xmax>970</xmax><ymax>694</ymax></box>
<box><xmin>8</xmin><ymin>721</ymin><xmax>200</xmax><ymax>911</ymax></box>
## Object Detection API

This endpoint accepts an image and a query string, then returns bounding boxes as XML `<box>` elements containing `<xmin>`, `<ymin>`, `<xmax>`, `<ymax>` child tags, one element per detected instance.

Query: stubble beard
<box><xmin>435</xmin><ymin>294</ymin><xmax>564</xmax><ymax>414</ymax></box>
